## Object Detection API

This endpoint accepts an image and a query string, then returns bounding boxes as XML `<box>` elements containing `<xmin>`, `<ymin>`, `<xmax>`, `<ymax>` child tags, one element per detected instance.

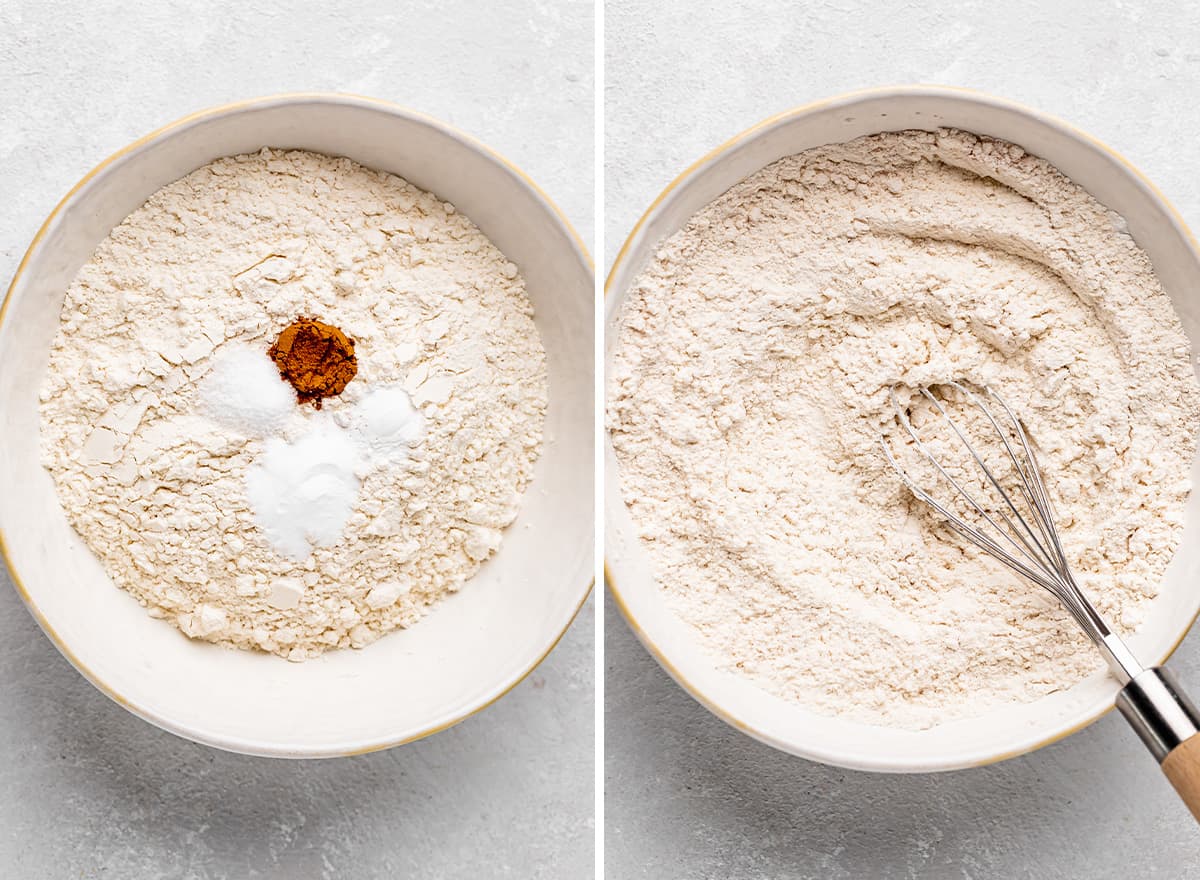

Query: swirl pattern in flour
<box><xmin>608</xmin><ymin>128</ymin><xmax>1200</xmax><ymax>729</ymax></box>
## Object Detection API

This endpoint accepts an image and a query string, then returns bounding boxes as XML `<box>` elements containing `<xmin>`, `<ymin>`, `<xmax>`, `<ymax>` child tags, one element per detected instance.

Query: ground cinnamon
<box><xmin>268</xmin><ymin>317</ymin><xmax>357</xmax><ymax>407</ymax></box>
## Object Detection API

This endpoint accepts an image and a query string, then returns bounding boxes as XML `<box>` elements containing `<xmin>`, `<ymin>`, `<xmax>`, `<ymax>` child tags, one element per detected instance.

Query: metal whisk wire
<box><xmin>880</xmin><ymin>381</ymin><xmax>1139</xmax><ymax>683</ymax></box>
<box><xmin>879</xmin><ymin>382</ymin><xmax>1200</xmax><ymax>812</ymax></box>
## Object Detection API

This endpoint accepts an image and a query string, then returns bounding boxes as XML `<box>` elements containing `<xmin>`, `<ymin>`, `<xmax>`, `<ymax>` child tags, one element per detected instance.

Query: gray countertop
<box><xmin>0</xmin><ymin>1</ymin><xmax>594</xmax><ymax>877</ymax></box>
<box><xmin>605</xmin><ymin>1</ymin><xmax>1200</xmax><ymax>877</ymax></box>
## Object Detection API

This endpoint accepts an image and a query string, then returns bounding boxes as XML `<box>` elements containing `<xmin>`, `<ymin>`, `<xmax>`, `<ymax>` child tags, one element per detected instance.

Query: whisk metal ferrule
<box><xmin>1117</xmin><ymin>668</ymin><xmax>1200</xmax><ymax>763</ymax></box>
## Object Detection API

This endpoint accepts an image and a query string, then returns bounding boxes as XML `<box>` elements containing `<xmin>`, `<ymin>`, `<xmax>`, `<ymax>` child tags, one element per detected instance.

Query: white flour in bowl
<box><xmin>608</xmin><ymin>129</ymin><xmax>1200</xmax><ymax>729</ymax></box>
<box><xmin>40</xmin><ymin>149</ymin><xmax>547</xmax><ymax>661</ymax></box>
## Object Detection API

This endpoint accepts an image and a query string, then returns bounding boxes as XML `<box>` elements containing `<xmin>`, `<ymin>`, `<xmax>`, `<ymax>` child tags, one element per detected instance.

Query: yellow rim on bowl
<box><xmin>603</xmin><ymin>83</ymin><xmax>1200</xmax><ymax>770</ymax></box>
<box><xmin>0</xmin><ymin>92</ymin><xmax>595</xmax><ymax>758</ymax></box>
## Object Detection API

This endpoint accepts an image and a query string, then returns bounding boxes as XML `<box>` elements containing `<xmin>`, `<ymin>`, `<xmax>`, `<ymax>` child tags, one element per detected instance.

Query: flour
<box><xmin>40</xmin><ymin>148</ymin><xmax>547</xmax><ymax>661</ymax></box>
<box><xmin>608</xmin><ymin>129</ymin><xmax>1200</xmax><ymax>729</ymax></box>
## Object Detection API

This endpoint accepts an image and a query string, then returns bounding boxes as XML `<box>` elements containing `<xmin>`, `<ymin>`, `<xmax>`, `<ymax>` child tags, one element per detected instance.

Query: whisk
<box><xmin>881</xmin><ymin>381</ymin><xmax>1200</xmax><ymax>820</ymax></box>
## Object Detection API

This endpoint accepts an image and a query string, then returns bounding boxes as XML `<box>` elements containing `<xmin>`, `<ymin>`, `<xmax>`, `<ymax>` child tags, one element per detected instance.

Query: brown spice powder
<box><xmin>268</xmin><ymin>317</ymin><xmax>357</xmax><ymax>407</ymax></box>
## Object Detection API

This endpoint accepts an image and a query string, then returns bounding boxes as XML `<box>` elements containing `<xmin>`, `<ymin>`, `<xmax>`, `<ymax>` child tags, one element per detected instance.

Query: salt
<box><xmin>199</xmin><ymin>344</ymin><xmax>294</xmax><ymax>435</ymax></box>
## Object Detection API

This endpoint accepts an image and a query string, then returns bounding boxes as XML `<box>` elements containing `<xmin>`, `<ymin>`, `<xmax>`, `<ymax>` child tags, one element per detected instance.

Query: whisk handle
<box><xmin>1162</xmin><ymin>734</ymin><xmax>1200</xmax><ymax>823</ymax></box>
<box><xmin>1116</xmin><ymin>667</ymin><xmax>1200</xmax><ymax>822</ymax></box>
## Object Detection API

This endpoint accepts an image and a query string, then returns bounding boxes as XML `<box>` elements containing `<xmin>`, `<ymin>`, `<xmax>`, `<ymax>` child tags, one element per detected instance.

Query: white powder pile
<box><xmin>608</xmin><ymin>129</ymin><xmax>1200</xmax><ymax>729</ymax></box>
<box><xmin>199</xmin><ymin>345</ymin><xmax>294</xmax><ymax>435</ymax></box>
<box><xmin>244</xmin><ymin>417</ymin><xmax>362</xmax><ymax>562</ymax></box>
<box><xmin>40</xmin><ymin>148</ymin><xmax>547</xmax><ymax>661</ymax></box>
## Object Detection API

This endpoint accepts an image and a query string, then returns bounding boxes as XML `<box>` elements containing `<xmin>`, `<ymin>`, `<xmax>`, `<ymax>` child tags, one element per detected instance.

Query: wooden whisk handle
<box><xmin>1162</xmin><ymin>733</ymin><xmax>1200</xmax><ymax>822</ymax></box>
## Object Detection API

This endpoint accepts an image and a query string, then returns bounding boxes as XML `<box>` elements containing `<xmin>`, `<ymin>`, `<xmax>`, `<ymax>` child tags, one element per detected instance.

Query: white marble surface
<box><xmin>605</xmin><ymin>1</ymin><xmax>1200</xmax><ymax>877</ymax></box>
<box><xmin>0</xmin><ymin>2</ymin><xmax>593</xmax><ymax>877</ymax></box>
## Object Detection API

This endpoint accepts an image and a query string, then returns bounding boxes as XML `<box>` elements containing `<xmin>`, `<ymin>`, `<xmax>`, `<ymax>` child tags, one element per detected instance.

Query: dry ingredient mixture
<box><xmin>40</xmin><ymin>148</ymin><xmax>547</xmax><ymax>661</ymax></box>
<box><xmin>608</xmin><ymin>129</ymin><xmax>1200</xmax><ymax>729</ymax></box>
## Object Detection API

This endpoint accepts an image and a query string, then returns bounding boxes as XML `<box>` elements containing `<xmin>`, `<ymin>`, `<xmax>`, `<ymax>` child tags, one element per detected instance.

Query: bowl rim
<box><xmin>603</xmin><ymin>83</ymin><xmax>1200</xmax><ymax>772</ymax></box>
<box><xmin>0</xmin><ymin>91</ymin><xmax>595</xmax><ymax>758</ymax></box>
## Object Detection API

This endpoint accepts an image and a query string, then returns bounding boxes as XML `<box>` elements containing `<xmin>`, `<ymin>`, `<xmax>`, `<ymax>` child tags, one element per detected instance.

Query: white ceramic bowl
<box><xmin>0</xmin><ymin>94</ymin><xmax>593</xmax><ymax>757</ymax></box>
<box><xmin>605</xmin><ymin>85</ymin><xmax>1200</xmax><ymax>772</ymax></box>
